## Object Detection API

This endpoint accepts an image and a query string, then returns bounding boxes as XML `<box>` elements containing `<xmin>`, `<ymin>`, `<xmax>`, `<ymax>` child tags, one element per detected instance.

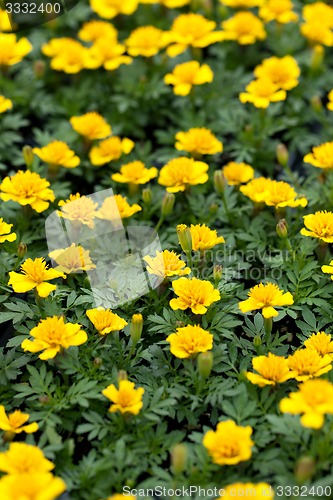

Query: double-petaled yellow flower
<box><xmin>239</xmin><ymin>282</ymin><xmax>294</xmax><ymax>318</ymax></box>
<box><xmin>216</xmin><ymin>483</ymin><xmax>273</xmax><ymax>500</ymax></box>
<box><xmin>0</xmin><ymin>218</ymin><xmax>16</xmax><ymax>244</ymax></box>
<box><xmin>190</xmin><ymin>224</ymin><xmax>225</xmax><ymax>252</ymax></box>
<box><xmin>42</xmin><ymin>38</ymin><xmax>100</xmax><ymax>74</ymax></box>
<box><xmin>0</xmin><ymin>443</ymin><xmax>54</xmax><ymax>475</ymax></box>
<box><xmin>166</xmin><ymin>325</ymin><xmax>213</xmax><ymax>358</ymax></box>
<box><xmin>254</xmin><ymin>56</ymin><xmax>300</xmax><ymax>90</ymax></box>
<box><xmin>0</xmin><ymin>406</ymin><xmax>38</xmax><ymax>436</ymax></box>
<box><xmin>143</xmin><ymin>250</ymin><xmax>190</xmax><ymax>278</ymax></box>
<box><xmin>0</xmin><ymin>472</ymin><xmax>66</xmax><ymax>500</ymax></box>
<box><xmin>303</xmin><ymin>142</ymin><xmax>333</xmax><ymax>170</ymax></box>
<box><xmin>203</xmin><ymin>420</ymin><xmax>254</xmax><ymax>465</ymax></box>
<box><xmin>89</xmin><ymin>38</ymin><xmax>133</xmax><ymax>71</ymax></box>
<box><xmin>245</xmin><ymin>352</ymin><xmax>293</xmax><ymax>387</ymax></box>
<box><xmin>102</xmin><ymin>380</ymin><xmax>144</xmax><ymax>415</ymax></box>
<box><xmin>222</xmin><ymin>162</ymin><xmax>254</xmax><ymax>185</ymax></box>
<box><xmin>164</xmin><ymin>61</ymin><xmax>213</xmax><ymax>96</ymax></box>
<box><xmin>240</xmin><ymin>176</ymin><xmax>271</xmax><ymax>203</ymax></box>
<box><xmin>49</xmin><ymin>244</ymin><xmax>96</xmax><ymax>274</ymax></box>
<box><xmin>86</xmin><ymin>307</ymin><xmax>128</xmax><ymax>335</ymax></box>
<box><xmin>304</xmin><ymin>332</ymin><xmax>333</xmax><ymax>358</ymax></box>
<box><xmin>170</xmin><ymin>277</ymin><xmax>220</xmax><ymax>314</ymax></box>
<box><xmin>126</xmin><ymin>26</ymin><xmax>170</xmax><ymax>57</ymax></box>
<box><xmin>70</xmin><ymin>112</ymin><xmax>111</xmax><ymax>140</ymax></box>
<box><xmin>300</xmin><ymin>211</ymin><xmax>333</xmax><ymax>243</ymax></box>
<box><xmin>287</xmin><ymin>347</ymin><xmax>332</xmax><ymax>382</ymax></box>
<box><xmin>8</xmin><ymin>258</ymin><xmax>65</xmax><ymax>297</ymax></box>
<box><xmin>96</xmin><ymin>194</ymin><xmax>142</xmax><ymax>220</ymax></box>
<box><xmin>112</xmin><ymin>161</ymin><xmax>158</xmax><ymax>185</ymax></box>
<box><xmin>0</xmin><ymin>34</ymin><xmax>32</xmax><ymax>66</ymax></box>
<box><xmin>175</xmin><ymin>128</ymin><xmax>223</xmax><ymax>156</ymax></box>
<box><xmin>221</xmin><ymin>12</ymin><xmax>266</xmax><ymax>45</ymax></box>
<box><xmin>259</xmin><ymin>0</ymin><xmax>298</xmax><ymax>24</ymax></box>
<box><xmin>90</xmin><ymin>0</ymin><xmax>138</xmax><ymax>19</ymax></box>
<box><xmin>33</xmin><ymin>141</ymin><xmax>80</xmax><ymax>169</ymax></box>
<box><xmin>89</xmin><ymin>136</ymin><xmax>134</xmax><ymax>166</ymax></box>
<box><xmin>58</xmin><ymin>193</ymin><xmax>98</xmax><ymax>228</ymax></box>
<box><xmin>262</xmin><ymin>180</ymin><xmax>307</xmax><ymax>209</ymax></box>
<box><xmin>240</xmin><ymin>78</ymin><xmax>286</xmax><ymax>108</ymax></box>
<box><xmin>0</xmin><ymin>95</ymin><xmax>12</xmax><ymax>114</ymax></box>
<box><xmin>78</xmin><ymin>20</ymin><xmax>118</xmax><ymax>42</ymax></box>
<box><xmin>158</xmin><ymin>157</ymin><xmax>209</xmax><ymax>192</ymax></box>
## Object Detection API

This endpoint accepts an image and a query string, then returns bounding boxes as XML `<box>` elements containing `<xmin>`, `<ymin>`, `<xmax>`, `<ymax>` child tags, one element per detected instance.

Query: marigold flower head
<box><xmin>190</xmin><ymin>224</ymin><xmax>225</xmax><ymax>252</ymax></box>
<box><xmin>125</xmin><ymin>26</ymin><xmax>170</xmax><ymax>57</ymax></box>
<box><xmin>304</xmin><ymin>332</ymin><xmax>333</xmax><ymax>358</ymax></box>
<box><xmin>280</xmin><ymin>379</ymin><xmax>333</xmax><ymax>429</ymax></box>
<box><xmin>221</xmin><ymin>12</ymin><xmax>266</xmax><ymax>45</ymax></box>
<box><xmin>96</xmin><ymin>194</ymin><xmax>142</xmax><ymax>220</ymax></box>
<box><xmin>166</xmin><ymin>324</ymin><xmax>213</xmax><ymax>359</ymax></box>
<box><xmin>240</xmin><ymin>176</ymin><xmax>271</xmax><ymax>203</ymax></box>
<box><xmin>0</xmin><ymin>170</ymin><xmax>55</xmax><ymax>213</ymax></box>
<box><xmin>0</xmin><ymin>406</ymin><xmax>38</xmax><ymax>435</ymax></box>
<box><xmin>246</xmin><ymin>352</ymin><xmax>293</xmax><ymax>387</ymax></box>
<box><xmin>164</xmin><ymin>61</ymin><xmax>213</xmax><ymax>96</ymax></box>
<box><xmin>112</xmin><ymin>161</ymin><xmax>158</xmax><ymax>185</ymax></box>
<box><xmin>158</xmin><ymin>157</ymin><xmax>209</xmax><ymax>192</ymax></box>
<box><xmin>220</xmin><ymin>0</ymin><xmax>264</xmax><ymax>7</ymax></box>
<box><xmin>302</xmin><ymin>1</ymin><xmax>333</xmax><ymax>26</ymax></box>
<box><xmin>0</xmin><ymin>33</ymin><xmax>32</xmax><ymax>65</ymax></box>
<box><xmin>287</xmin><ymin>348</ymin><xmax>332</xmax><ymax>382</ymax></box>
<box><xmin>33</xmin><ymin>141</ymin><xmax>80</xmax><ymax>169</ymax></box>
<box><xmin>0</xmin><ymin>95</ymin><xmax>12</xmax><ymax>113</ymax></box>
<box><xmin>222</xmin><ymin>162</ymin><xmax>254</xmax><ymax>185</ymax></box>
<box><xmin>89</xmin><ymin>38</ymin><xmax>133</xmax><ymax>71</ymax></box>
<box><xmin>259</xmin><ymin>0</ymin><xmax>298</xmax><ymax>24</ymax></box>
<box><xmin>170</xmin><ymin>277</ymin><xmax>220</xmax><ymax>314</ymax></box>
<box><xmin>42</xmin><ymin>38</ymin><xmax>100</xmax><ymax>74</ymax></box>
<box><xmin>90</xmin><ymin>0</ymin><xmax>139</xmax><ymax>19</ymax></box>
<box><xmin>303</xmin><ymin>142</ymin><xmax>333</xmax><ymax>170</ymax></box>
<box><xmin>8</xmin><ymin>258</ymin><xmax>65</xmax><ymax>298</ymax></box>
<box><xmin>49</xmin><ymin>244</ymin><xmax>96</xmax><ymax>274</ymax></box>
<box><xmin>239</xmin><ymin>282</ymin><xmax>294</xmax><ymax>318</ymax></box>
<box><xmin>0</xmin><ymin>218</ymin><xmax>16</xmax><ymax>244</ymax></box>
<box><xmin>143</xmin><ymin>250</ymin><xmax>190</xmax><ymax>278</ymax></box>
<box><xmin>21</xmin><ymin>316</ymin><xmax>87</xmax><ymax>360</ymax></box>
<box><xmin>86</xmin><ymin>307</ymin><xmax>128</xmax><ymax>335</ymax></box>
<box><xmin>58</xmin><ymin>193</ymin><xmax>98</xmax><ymax>228</ymax></box>
<box><xmin>70</xmin><ymin>112</ymin><xmax>111</xmax><ymax>140</ymax></box>
<box><xmin>327</xmin><ymin>90</ymin><xmax>333</xmax><ymax>111</ymax></box>
<box><xmin>300</xmin><ymin>22</ymin><xmax>333</xmax><ymax>46</ymax></box>
<box><xmin>203</xmin><ymin>420</ymin><xmax>254</xmax><ymax>465</ymax></box>
<box><xmin>216</xmin><ymin>483</ymin><xmax>273</xmax><ymax>500</ymax></box>
<box><xmin>263</xmin><ymin>180</ymin><xmax>307</xmax><ymax>209</ymax></box>
<box><xmin>0</xmin><ymin>443</ymin><xmax>54</xmax><ymax>475</ymax></box>
<box><xmin>300</xmin><ymin>211</ymin><xmax>333</xmax><ymax>243</ymax></box>
<box><xmin>165</xmin><ymin>13</ymin><xmax>224</xmax><ymax>57</ymax></box>
<box><xmin>175</xmin><ymin>128</ymin><xmax>223</xmax><ymax>156</ymax></box>
<box><xmin>322</xmin><ymin>261</ymin><xmax>333</xmax><ymax>281</ymax></box>
<box><xmin>102</xmin><ymin>380</ymin><xmax>144</xmax><ymax>415</ymax></box>
<box><xmin>89</xmin><ymin>136</ymin><xmax>135</xmax><ymax>166</ymax></box>
<box><xmin>0</xmin><ymin>472</ymin><xmax>66</xmax><ymax>500</ymax></box>
<box><xmin>78</xmin><ymin>20</ymin><xmax>118</xmax><ymax>42</ymax></box>
<box><xmin>240</xmin><ymin>77</ymin><xmax>286</xmax><ymax>108</ymax></box>
<box><xmin>254</xmin><ymin>56</ymin><xmax>300</xmax><ymax>90</ymax></box>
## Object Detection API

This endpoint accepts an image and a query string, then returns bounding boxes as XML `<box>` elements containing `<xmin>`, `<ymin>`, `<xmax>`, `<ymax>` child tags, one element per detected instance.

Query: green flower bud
<box><xmin>310</xmin><ymin>95</ymin><xmax>322</xmax><ymax>113</ymax></box>
<box><xmin>171</xmin><ymin>443</ymin><xmax>188</xmax><ymax>475</ymax></box>
<box><xmin>197</xmin><ymin>351</ymin><xmax>213</xmax><ymax>379</ymax></box>
<box><xmin>276</xmin><ymin>143</ymin><xmax>289</xmax><ymax>167</ymax></box>
<box><xmin>161</xmin><ymin>192</ymin><xmax>175</xmax><ymax>217</ymax></box>
<box><xmin>22</xmin><ymin>145</ymin><xmax>34</xmax><ymax>170</ymax></box>
<box><xmin>118</xmin><ymin>370</ymin><xmax>128</xmax><ymax>382</ymax></box>
<box><xmin>295</xmin><ymin>456</ymin><xmax>316</xmax><ymax>483</ymax></box>
<box><xmin>209</xmin><ymin>203</ymin><xmax>218</xmax><ymax>215</ymax></box>
<box><xmin>214</xmin><ymin>170</ymin><xmax>226</xmax><ymax>194</ymax></box>
<box><xmin>17</xmin><ymin>242</ymin><xmax>27</xmax><ymax>258</ymax></box>
<box><xmin>276</xmin><ymin>219</ymin><xmax>288</xmax><ymax>239</ymax></box>
<box><xmin>142</xmin><ymin>188</ymin><xmax>152</xmax><ymax>206</ymax></box>
<box><xmin>253</xmin><ymin>335</ymin><xmax>262</xmax><ymax>348</ymax></box>
<box><xmin>213</xmin><ymin>264</ymin><xmax>223</xmax><ymax>285</ymax></box>
<box><xmin>130</xmin><ymin>313</ymin><xmax>143</xmax><ymax>345</ymax></box>
<box><xmin>177</xmin><ymin>224</ymin><xmax>192</xmax><ymax>255</ymax></box>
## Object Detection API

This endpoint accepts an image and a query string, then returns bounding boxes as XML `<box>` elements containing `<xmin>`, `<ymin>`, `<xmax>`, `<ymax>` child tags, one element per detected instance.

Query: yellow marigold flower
<box><xmin>0</xmin><ymin>9</ymin><xmax>12</xmax><ymax>31</ymax></box>
<box><xmin>8</xmin><ymin>258</ymin><xmax>65</xmax><ymax>297</ymax></box>
<box><xmin>0</xmin><ymin>406</ymin><xmax>38</xmax><ymax>435</ymax></box>
<box><xmin>0</xmin><ymin>472</ymin><xmax>66</xmax><ymax>500</ymax></box>
<box><xmin>240</xmin><ymin>176</ymin><xmax>271</xmax><ymax>203</ymax></box>
<box><xmin>0</xmin><ymin>218</ymin><xmax>16</xmax><ymax>244</ymax></box>
<box><xmin>33</xmin><ymin>141</ymin><xmax>80</xmax><ymax>169</ymax></box>
<box><xmin>78</xmin><ymin>20</ymin><xmax>118</xmax><ymax>42</ymax></box>
<box><xmin>89</xmin><ymin>38</ymin><xmax>133</xmax><ymax>71</ymax></box>
<box><xmin>102</xmin><ymin>380</ymin><xmax>144</xmax><ymax>415</ymax></box>
<box><xmin>21</xmin><ymin>316</ymin><xmax>87</xmax><ymax>360</ymax></box>
<box><xmin>164</xmin><ymin>61</ymin><xmax>213</xmax><ymax>96</ymax></box>
<box><xmin>96</xmin><ymin>194</ymin><xmax>142</xmax><ymax>220</ymax></box>
<box><xmin>70</xmin><ymin>112</ymin><xmax>111</xmax><ymax>140</ymax></box>
<box><xmin>322</xmin><ymin>260</ymin><xmax>333</xmax><ymax>281</ymax></box>
<box><xmin>216</xmin><ymin>483</ymin><xmax>273</xmax><ymax>500</ymax></box>
<box><xmin>0</xmin><ymin>443</ymin><xmax>54</xmax><ymax>474</ymax></box>
<box><xmin>165</xmin><ymin>13</ymin><xmax>224</xmax><ymax>57</ymax></box>
<box><xmin>112</xmin><ymin>161</ymin><xmax>158</xmax><ymax>185</ymax></box>
<box><xmin>0</xmin><ymin>34</ymin><xmax>32</xmax><ymax>66</ymax></box>
<box><xmin>221</xmin><ymin>12</ymin><xmax>266</xmax><ymax>45</ymax></box>
<box><xmin>220</xmin><ymin>0</ymin><xmax>264</xmax><ymax>7</ymax></box>
<box><xmin>90</xmin><ymin>0</ymin><xmax>139</xmax><ymax>19</ymax></box>
<box><xmin>166</xmin><ymin>324</ymin><xmax>213</xmax><ymax>359</ymax></box>
<box><xmin>49</xmin><ymin>244</ymin><xmax>96</xmax><ymax>274</ymax></box>
<box><xmin>158</xmin><ymin>157</ymin><xmax>209</xmax><ymax>192</ymax></box>
<box><xmin>240</xmin><ymin>78</ymin><xmax>286</xmax><ymax>108</ymax></box>
<box><xmin>259</xmin><ymin>0</ymin><xmax>298</xmax><ymax>24</ymax></box>
<box><xmin>280</xmin><ymin>379</ymin><xmax>333</xmax><ymax>429</ymax></box>
<box><xmin>86</xmin><ymin>307</ymin><xmax>128</xmax><ymax>335</ymax></box>
<box><xmin>125</xmin><ymin>26</ymin><xmax>170</xmax><ymax>57</ymax></box>
<box><xmin>300</xmin><ymin>211</ymin><xmax>333</xmax><ymax>243</ymax></box>
<box><xmin>170</xmin><ymin>277</ymin><xmax>220</xmax><ymax>314</ymax></box>
<box><xmin>304</xmin><ymin>332</ymin><xmax>333</xmax><ymax>358</ymax></box>
<box><xmin>254</xmin><ymin>56</ymin><xmax>300</xmax><ymax>90</ymax></box>
<box><xmin>287</xmin><ymin>348</ymin><xmax>332</xmax><ymax>382</ymax></box>
<box><xmin>42</xmin><ymin>38</ymin><xmax>100</xmax><ymax>74</ymax></box>
<box><xmin>222</xmin><ymin>162</ymin><xmax>254</xmax><ymax>185</ymax></box>
<box><xmin>0</xmin><ymin>95</ymin><xmax>12</xmax><ymax>113</ymax></box>
<box><xmin>300</xmin><ymin>22</ymin><xmax>333</xmax><ymax>46</ymax></box>
<box><xmin>239</xmin><ymin>282</ymin><xmax>294</xmax><ymax>318</ymax></box>
<box><xmin>0</xmin><ymin>170</ymin><xmax>55</xmax><ymax>213</ymax></box>
<box><xmin>58</xmin><ymin>193</ymin><xmax>98</xmax><ymax>228</ymax></box>
<box><xmin>263</xmin><ymin>180</ymin><xmax>307</xmax><ymax>209</ymax></box>
<box><xmin>203</xmin><ymin>420</ymin><xmax>254</xmax><ymax>465</ymax></box>
<box><xmin>190</xmin><ymin>224</ymin><xmax>225</xmax><ymax>252</ymax></box>
<box><xmin>89</xmin><ymin>136</ymin><xmax>134</xmax><ymax>166</ymax></box>
<box><xmin>175</xmin><ymin>128</ymin><xmax>223</xmax><ymax>156</ymax></box>
<box><xmin>246</xmin><ymin>352</ymin><xmax>293</xmax><ymax>387</ymax></box>
<box><xmin>143</xmin><ymin>249</ymin><xmax>191</xmax><ymax>278</ymax></box>
<box><xmin>327</xmin><ymin>90</ymin><xmax>333</xmax><ymax>111</ymax></box>
<box><xmin>303</xmin><ymin>142</ymin><xmax>333</xmax><ymax>170</ymax></box>
<box><xmin>302</xmin><ymin>1</ymin><xmax>333</xmax><ymax>26</ymax></box>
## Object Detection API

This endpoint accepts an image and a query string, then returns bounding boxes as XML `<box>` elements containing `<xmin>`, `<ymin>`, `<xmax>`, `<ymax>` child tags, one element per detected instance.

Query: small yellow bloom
<box><xmin>86</xmin><ymin>307</ymin><xmax>128</xmax><ymax>335</ymax></box>
<box><xmin>70</xmin><ymin>112</ymin><xmax>111</xmax><ymax>140</ymax></box>
<box><xmin>300</xmin><ymin>22</ymin><xmax>333</xmax><ymax>46</ymax></box>
<box><xmin>304</xmin><ymin>332</ymin><xmax>333</xmax><ymax>358</ymax></box>
<box><xmin>90</xmin><ymin>0</ymin><xmax>139</xmax><ymax>19</ymax></box>
<box><xmin>126</xmin><ymin>26</ymin><xmax>170</xmax><ymax>57</ymax></box>
<box><xmin>42</xmin><ymin>38</ymin><xmax>100</xmax><ymax>74</ymax></box>
<box><xmin>0</xmin><ymin>443</ymin><xmax>54</xmax><ymax>474</ymax></box>
<box><xmin>239</xmin><ymin>282</ymin><xmax>294</xmax><ymax>318</ymax></box>
<box><xmin>89</xmin><ymin>38</ymin><xmax>133</xmax><ymax>71</ymax></box>
<box><xmin>0</xmin><ymin>472</ymin><xmax>66</xmax><ymax>500</ymax></box>
<box><xmin>322</xmin><ymin>261</ymin><xmax>333</xmax><ymax>281</ymax></box>
<box><xmin>0</xmin><ymin>406</ymin><xmax>38</xmax><ymax>435</ymax></box>
<box><xmin>0</xmin><ymin>218</ymin><xmax>16</xmax><ymax>244</ymax></box>
<box><xmin>78</xmin><ymin>20</ymin><xmax>118</xmax><ymax>42</ymax></box>
<box><xmin>58</xmin><ymin>193</ymin><xmax>98</xmax><ymax>228</ymax></box>
<box><xmin>102</xmin><ymin>380</ymin><xmax>144</xmax><ymax>415</ymax></box>
<box><xmin>33</xmin><ymin>141</ymin><xmax>80</xmax><ymax>169</ymax></box>
<box><xmin>0</xmin><ymin>95</ymin><xmax>12</xmax><ymax>113</ymax></box>
<box><xmin>327</xmin><ymin>90</ymin><xmax>333</xmax><ymax>111</ymax></box>
<box><xmin>21</xmin><ymin>316</ymin><xmax>88</xmax><ymax>360</ymax></box>
<box><xmin>280</xmin><ymin>379</ymin><xmax>333</xmax><ymax>429</ymax></box>
<box><xmin>222</xmin><ymin>162</ymin><xmax>255</xmax><ymax>185</ymax></box>
<box><xmin>303</xmin><ymin>2</ymin><xmax>333</xmax><ymax>26</ymax></box>
<box><xmin>240</xmin><ymin>78</ymin><xmax>286</xmax><ymax>108</ymax></box>
<box><xmin>190</xmin><ymin>224</ymin><xmax>225</xmax><ymax>252</ymax></box>
<box><xmin>49</xmin><ymin>244</ymin><xmax>96</xmax><ymax>274</ymax></box>
<box><xmin>216</xmin><ymin>483</ymin><xmax>274</xmax><ymax>500</ymax></box>
<box><xmin>220</xmin><ymin>0</ymin><xmax>264</xmax><ymax>7</ymax></box>
<box><xmin>300</xmin><ymin>211</ymin><xmax>333</xmax><ymax>243</ymax></box>
<box><xmin>0</xmin><ymin>33</ymin><xmax>32</xmax><ymax>66</ymax></box>
<box><xmin>259</xmin><ymin>0</ymin><xmax>298</xmax><ymax>24</ymax></box>
<box><xmin>240</xmin><ymin>176</ymin><xmax>271</xmax><ymax>203</ymax></box>
<box><xmin>221</xmin><ymin>12</ymin><xmax>266</xmax><ymax>45</ymax></box>
<box><xmin>245</xmin><ymin>352</ymin><xmax>293</xmax><ymax>387</ymax></box>
<box><xmin>158</xmin><ymin>157</ymin><xmax>209</xmax><ymax>192</ymax></box>
<box><xmin>8</xmin><ymin>258</ymin><xmax>65</xmax><ymax>297</ymax></box>
<box><xmin>203</xmin><ymin>420</ymin><xmax>254</xmax><ymax>465</ymax></box>
<box><xmin>112</xmin><ymin>161</ymin><xmax>158</xmax><ymax>185</ymax></box>
<box><xmin>0</xmin><ymin>170</ymin><xmax>55</xmax><ymax>213</ymax></box>
<box><xmin>287</xmin><ymin>348</ymin><xmax>332</xmax><ymax>382</ymax></box>
<box><xmin>96</xmin><ymin>194</ymin><xmax>142</xmax><ymax>220</ymax></box>
<box><xmin>175</xmin><ymin>128</ymin><xmax>223</xmax><ymax>156</ymax></box>
<box><xmin>254</xmin><ymin>56</ymin><xmax>300</xmax><ymax>90</ymax></box>
<box><xmin>170</xmin><ymin>277</ymin><xmax>220</xmax><ymax>314</ymax></box>
<box><xmin>166</xmin><ymin>324</ymin><xmax>213</xmax><ymax>358</ymax></box>
<box><xmin>303</xmin><ymin>142</ymin><xmax>333</xmax><ymax>170</ymax></box>
<box><xmin>164</xmin><ymin>61</ymin><xmax>213</xmax><ymax>96</ymax></box>
<box><xmin>263</xmin><ymin>180</ymin><xmax>307</xmax><ymax>209</ymax></box>
<box><xmin>89</xmin><ymin>136</ymin><xmax>135</xmax><ymax>166</ymax></box>
<box><xmin>143</xmin><ymin>250</ymin><xmax>190</xmax><ymax>278</ymax></box>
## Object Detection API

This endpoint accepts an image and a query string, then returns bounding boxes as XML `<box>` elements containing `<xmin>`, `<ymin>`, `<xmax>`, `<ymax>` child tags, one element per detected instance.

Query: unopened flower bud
<box><xmin>22</xmin><ymin>145</ymin><xmax>34</xmax><ymax>169</ymax></box>
<box><xmin>213</xmin><ymin>264</ymin><xmax>223</xmax><ymax>285</ymax></box>
<box><xmin>93</xmin><ymin>357</ymin><xmax>103</xmax><ymax>367</ymax></box>
<box><xmin>310</xmin><ymin>95</ymin><xmax>322</xmax><ymax>113</ymax></box>
<box><xmin>161</xmin><ymin>192</ymin><xmax>175</xmax><ymax>217</ymax></box>
<box><xmin>197</xmin><ymin>351</ymin><xmax>213</xmax><ymax>379</ymax></box>
<box><xmin>209</xmin><ymin>203</ymin><xmax>218</xmax><ymax>215</ymax></box>
<box><xmin>118</xmin><ymin>370</ymin><xmax>128</xmax><ymax>382</ymax></box>
<box><xmin>295</xmin><ymin>456</ymin><xmax>316</xmax><ymax>483</ymax></box>
<box><xmin>33</xmin><ymin>60</ymin><xmax>46</xmax><ymax>78</ymax></box>
<box><xmin>311</xmin><ymin>44</ymin><xmax>324</xmax><ymax>70</ymax></box>
<box><xmin>17</xmin><ymin>242</ymin><xmax>27</xmax><ymax>258</ymax></box>
<box><xmin>130</xmin><ymin>313</ymin><xmax>143</xmax><ymax>345</ymax></box>
<box><xmin>276</xmin><ymin>219</ymin><xmax>288</xmax><ymax>239</ymax></box>
<box><xmin>214</xmin><ymin>170</ymin><xmax>226</xmax><ymax>194</ymax></box>
<box><xmin>171</xmin><ymin>443</ymin><xmax>188</xmax><ymax>475</ymax></box>
<box><xmin>39</xmin><ymin>395</ymin><xmax>50</xmax><ymax>404</ymax></box>
<box><xmin>276</xmin><ymin>143</ymin><xmax>289</xmax><ymax>167</ymax></box>
<box><xmin>176</xmin><ymin>224</ymin><xmax>192</xmax><ymax>254</ymax></box>
<box><xmin>253</xmin><ymin>335</ymin><xmax>262</xmax><ymax>348</ymax></box>
<box><xmin>142</xmin><ymin>188</ymin><xmax>152</xmax><ymax>206</ymax></box>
